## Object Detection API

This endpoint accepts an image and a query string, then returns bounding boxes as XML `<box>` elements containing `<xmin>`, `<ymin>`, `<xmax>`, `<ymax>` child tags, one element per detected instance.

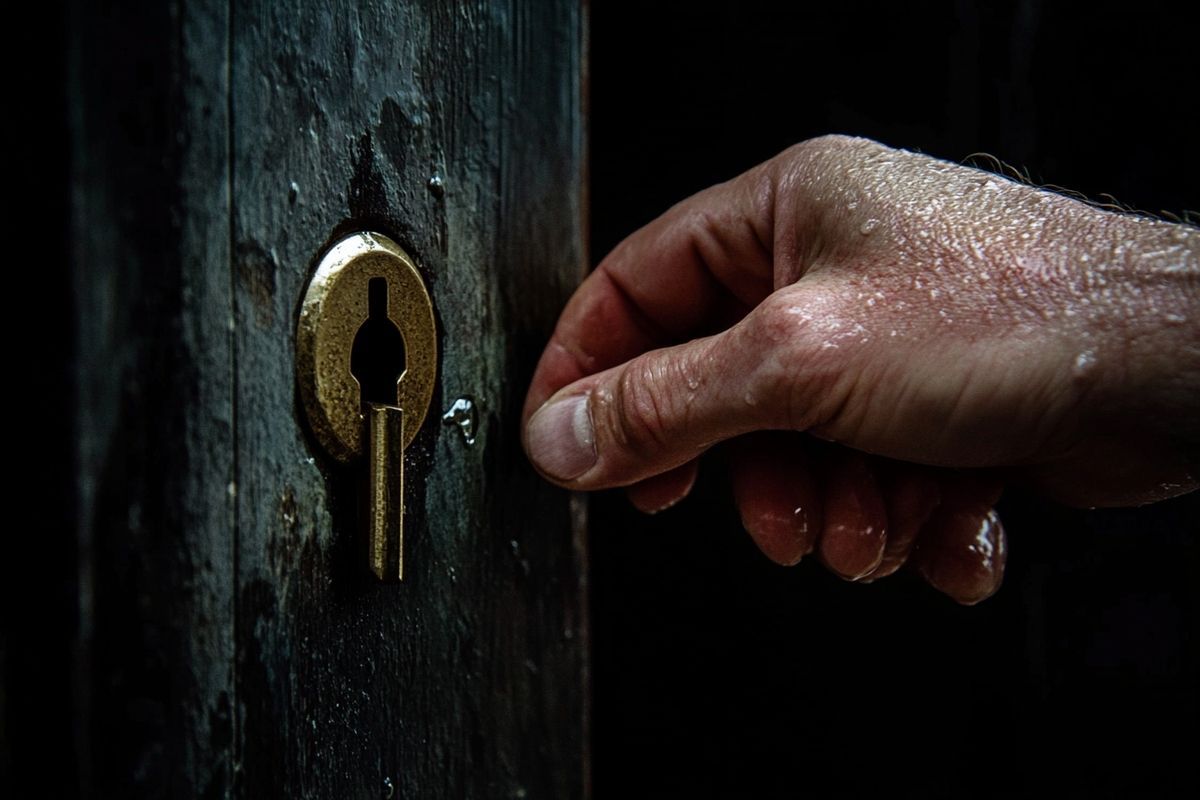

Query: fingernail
<box><xmin>526</xmin><ymin>394</ymin><xmax>596</xmax><ymax>481</ymax></box>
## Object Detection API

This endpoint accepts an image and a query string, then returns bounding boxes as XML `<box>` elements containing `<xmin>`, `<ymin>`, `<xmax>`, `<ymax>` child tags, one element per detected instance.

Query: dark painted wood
<box><xmin>231</xmin><ymin>2</ymin><xmax>587</xmax><ymax>798</ymax></box>
<box><xmin>54</xmin><ymin>1</ymin><xmax>587</xmax><ymax>797</ymax></box>
<box><xmin>66</xmin><ymin>0</ymin><xmax>235</xmax><ymax>797</ymax></box>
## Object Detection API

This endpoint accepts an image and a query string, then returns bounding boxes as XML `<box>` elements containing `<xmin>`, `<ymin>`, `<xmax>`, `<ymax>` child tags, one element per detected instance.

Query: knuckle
<box><xmin>740</xmin><ymin>289</ymin><xmax>860</xmax><ymax>431</ymax></box>
<box><xmin>749</xmin><ymin>290</ymin><xmax>812</xmax><ymax>349</ymax></box>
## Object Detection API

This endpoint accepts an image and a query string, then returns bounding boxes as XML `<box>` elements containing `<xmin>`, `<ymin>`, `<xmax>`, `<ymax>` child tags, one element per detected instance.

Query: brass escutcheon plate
<box><xmin>296</xmin><ymin>232</ymin><xmax>437</xmax><ymax>463</ymax></box>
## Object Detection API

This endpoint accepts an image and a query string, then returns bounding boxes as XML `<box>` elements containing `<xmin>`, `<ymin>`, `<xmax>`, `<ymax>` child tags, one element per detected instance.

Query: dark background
<box><xmin>589</xmin><ymin>2</ymin><xmax>1197</xmax><ymax>797</ymax></box>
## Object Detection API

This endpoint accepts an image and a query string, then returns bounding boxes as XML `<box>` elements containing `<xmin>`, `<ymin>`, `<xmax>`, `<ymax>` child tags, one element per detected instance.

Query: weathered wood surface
<box><xmin>69</xmin><ymin>0</ymin><xmax>236</xmax><ymax>796</ymax></box>
<box><xmin>65</xmin><ymin>0</ymin><xmax>588</xmax><ymax>797</ymax></box>
<box><xmin>230</xmin><ymin>2</ymin><xmax>588</xmax><ymax>798</ymax></box>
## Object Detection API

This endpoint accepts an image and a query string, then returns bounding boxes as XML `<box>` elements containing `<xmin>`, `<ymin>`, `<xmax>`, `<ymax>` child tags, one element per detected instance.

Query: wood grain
<box><xmin>231</xmin><ymin>2</ymin><xmax>588</xmax><ymax>797</ymax></box>
<box><xmin>69</xmin><ymin>0</ymin><xmax>235</xmax><ymax>795</ymax></box>
<box><xmin>64</xmin><ymin>1</ymin><xmax>587</xmax><ymax>796</ymax></box>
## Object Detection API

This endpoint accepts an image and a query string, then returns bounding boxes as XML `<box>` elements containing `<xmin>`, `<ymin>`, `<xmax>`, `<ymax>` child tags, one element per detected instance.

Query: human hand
<box><xmin>521</xmin><ymin>135</ymin><xmax>1199</xmax><ymax>604</ymax></box>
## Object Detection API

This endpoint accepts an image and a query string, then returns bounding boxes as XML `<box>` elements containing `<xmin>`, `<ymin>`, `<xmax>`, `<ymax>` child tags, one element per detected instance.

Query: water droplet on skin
<box><xmin>427</xmin><ymin>174</ymin><xmax>445</xmax><ymax>197</ymax></box>
<box><xmin>1165</xmin><ymin>313</ymin><xmax>1185</xmax><ymax>324</ymax></box>
<box><xmin>859</xmin><ymin>218</ymin><xmax>879</xmax><ymax>235</ymax></box>
<box><xmin>382</xmin><ymin>777</ymin><xmax>395</xmax><ymax>799</ymax></box>
<box><xmin>288</xmin><ymin>181</ymin><xmax>299</xmax><ymax>204</ymax></box>
<box><xmin>1073</xmin><ymin>351</ymin><xmax>1097</xmax><ymax>378</ymax></box>
<box><xmin>847</xmin><ymin>201</ymin><xmax>859</xmax><ymax>210</ymax></box>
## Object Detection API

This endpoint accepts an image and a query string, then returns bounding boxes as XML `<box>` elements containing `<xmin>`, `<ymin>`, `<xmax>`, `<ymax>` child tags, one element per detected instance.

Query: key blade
<box><xmin>367</xmin><ymin>403</ymin><xmax>405</xmax><ymax>580</ymax></box>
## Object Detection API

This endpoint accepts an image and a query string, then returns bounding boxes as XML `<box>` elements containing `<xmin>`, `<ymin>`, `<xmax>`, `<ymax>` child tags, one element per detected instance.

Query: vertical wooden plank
<box><xmin>68</xmin><ymin>0</ymin><xmax>234</xmax><ymax>796</ymax></box>
<box><xmin>231</xmin><ymin>1</ymin><xmax>587</xmax><ymax>796</ymax></box>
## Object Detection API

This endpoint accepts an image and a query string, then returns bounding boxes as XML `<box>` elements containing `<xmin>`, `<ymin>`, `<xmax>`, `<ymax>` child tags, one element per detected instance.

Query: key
<box><xmin>296</xmin><ymin>232</ymin><xmax>438</xmax><ymax>581</ymax></box>
<box><xmin>367</xmin><ymin>403</ymin><xmax>405</xmax><ymax>580</ymax></box>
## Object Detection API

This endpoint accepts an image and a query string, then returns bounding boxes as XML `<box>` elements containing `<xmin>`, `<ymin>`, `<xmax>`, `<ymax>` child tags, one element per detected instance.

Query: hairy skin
<box><xmin>522</xmin><ymin>135</ymin><xmax>1200</xmax><ymax>604</ymax></box>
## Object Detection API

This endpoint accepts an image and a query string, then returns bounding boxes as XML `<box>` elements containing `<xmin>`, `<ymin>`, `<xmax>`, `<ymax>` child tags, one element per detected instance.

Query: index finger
<box><xmin>522</xmin><ymin>164</ymin><xmax>779</xmax><ymax>423</ymax></box>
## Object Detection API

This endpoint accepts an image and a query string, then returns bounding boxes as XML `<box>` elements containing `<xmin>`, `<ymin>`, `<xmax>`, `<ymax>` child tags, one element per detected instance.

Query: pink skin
<box><xmin>729</xmin><ymin>433</ymin><xmax>822</xmax><ymax>567</ymax></box>
<box><xmin>816</xmin><ymin>449</ymin><xmax>888</xmax><ymax>580</ymax></box>
<box><xmin>521</xmin><ymin>135</ymin><xmax>1200</xmax><ymax>604</ymax></box>
<box><xmin>862</xmin><ymin>463</ymin><xmax>942</xmax><ymax>582</ymax></box>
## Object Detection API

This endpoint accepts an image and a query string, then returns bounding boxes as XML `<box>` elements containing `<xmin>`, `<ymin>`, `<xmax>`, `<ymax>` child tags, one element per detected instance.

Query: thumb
<box><xmin>522</xmin><ymin>291</ymin><xmax>839</xmax><ymax>488</ymax></box>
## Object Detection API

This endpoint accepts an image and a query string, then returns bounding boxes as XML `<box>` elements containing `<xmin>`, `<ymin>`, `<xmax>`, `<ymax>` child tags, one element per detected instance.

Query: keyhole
<box><xmin>351</xmin><ymin>277</ymin><xmax>407</xmax><ymax>407</ymax></box>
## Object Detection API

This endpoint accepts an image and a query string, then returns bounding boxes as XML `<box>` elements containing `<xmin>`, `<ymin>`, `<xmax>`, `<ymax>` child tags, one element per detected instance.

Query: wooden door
<box><xmin>61</xmin><ymin>1</ymin><xmax>588</xmax><ymax>796</ymax></box>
